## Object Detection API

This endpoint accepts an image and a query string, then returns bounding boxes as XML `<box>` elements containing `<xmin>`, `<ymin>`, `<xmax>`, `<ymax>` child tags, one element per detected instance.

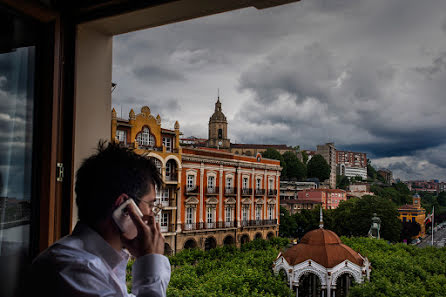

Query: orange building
<box><xmin>297</xmin><ymin>189</ymin><xmax>347</xmax><ymax>210</ymax></box>
<box><xmin>398</xmin><ymin>194</ymin><xmax>426</xmax><ymax>238</ymax></box>
<box><xmin>178</xmin><ymin>147</ymin><xmax>281</xmax><ymax>251</ymax></box>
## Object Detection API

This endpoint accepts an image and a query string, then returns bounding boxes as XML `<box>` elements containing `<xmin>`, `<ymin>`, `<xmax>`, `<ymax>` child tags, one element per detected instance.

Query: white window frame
<box><xmin>268</xmin><ymin>205</ymin><xmax>274</xmax><ymax>220</ymax></box>
<box><xmin>226</xmin><ymin>177</ymin><xmax>232</xmax><ymax>189</ymax></box>
<box><xmin>256</xmin><ymin>178</ymin><xmax>261</xmax><ymax>190</ymax></box>
<box><xmin>163</xmin><ymin>137</ymin><xmax>172</xmax><ymax>152</ymax></box>
<box><xmin>185</xmin><ymin>207</ymin><xmax>195</xmax><ymax>230</ymax></box>
<box><xmin>243</xmin><ymin>177</ymin><xmax>249</xmax><ymax>189</ymax></box>
<box><xmin>187</xmin><ymin>175</ymin><xmax>195</xmax><ymax>190</ymax></box>
<box><xmin>255</xmin><ymin>205</ymin><xmax>262</xmax><ymax>221</ymax></box>
<box><xmin>206</xmin><ymin>207</ymin><xmax>215</xmax><ymax>228</ymax></box>
<box><xmin>161</xmin><ymin>188</ymin><xmax>169</xmax><ymax>206</ymax></box>
<box><xmin>116</xmin><ymin>130</ymin><xmax>126</xmax><ymax>144</ymax></box>
<box><xmin>160</xmin><ymin>212</ymin><xmax>169</xmax><ymax>232</ymax></box>
<box><xmin>137</xmin><ymin>127</ymin><xmax>155</xmax><ymax>147</ymax></box>
<box><xmin>242</xmin><ymin>206</ymin><xmax>249</xmax><ymax>222</ymax></box>
<box><xmin>225</xmin><ymin>206</ymin><xmax>232</xmax><ymax>223</ymax></box>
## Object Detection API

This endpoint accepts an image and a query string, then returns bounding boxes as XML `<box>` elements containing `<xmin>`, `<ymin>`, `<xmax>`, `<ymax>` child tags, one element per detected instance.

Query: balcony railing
<box><xmin>155</xmin><ymin>198</ymin><xmax>176</xmax><ymax>208</ymax></box>
<box><xmin>225</xmin><ymin>221</ymin><xmax>235</xmax><ymax>228</ymax></box>
<box><xmin>255</xmin><ymin>189</ymin><xmax>265</xmax><ymax>196</ymax></box>
<box><xmin>160</xmin><ymin>224</ymin><xmax>176</xmax><ymax>233</ymax></box>
<box><xmin>224</xmin><ymin>187</ymin><xmax>237</xmax><ymax>196</ymax></box>
<box><xmin>185</xmin><ymin>186</ymin><xmax>199</xmax><ymax>195</ymax></box>
<box><xmin>241</xmin><ymin>219</ymin><xmax>278</xmax><ymax>227</ymax></box>
<box><xmin>206</xmin><ymin>186</ymin><xmax>219</xmax><ymax>195</ymax></box>
<box><xmin>241</xmin><ymin>188</ymin><xmax>252</xmax><ymax>196</ymax></box>
<box><xmin>165</xmin><ymin>174</ymin><xmax>178</xmax><ymax>182</ymax></box>
<box><xmin>138</xmin><ymin>144</ymin><xmax>163</xmax><ymax>151</ymax></box>
<box><xmin>267</xmin><ymin>189</ymin><xmax>278</xmax><ymax>197</ymax></box>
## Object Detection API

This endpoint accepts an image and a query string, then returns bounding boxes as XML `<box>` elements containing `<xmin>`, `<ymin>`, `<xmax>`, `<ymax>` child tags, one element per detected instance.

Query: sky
<box><xmin>112</xmin><ymin>0</ymin><xmax>446</xmax><ymax>181</ymax></box>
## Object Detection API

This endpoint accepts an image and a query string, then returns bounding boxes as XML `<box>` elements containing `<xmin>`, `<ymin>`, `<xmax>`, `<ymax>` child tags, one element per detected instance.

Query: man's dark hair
<box><xmin>75</xmin><ymin>140</ymin><xmax>162</xmax><ymax>225</ymax></box>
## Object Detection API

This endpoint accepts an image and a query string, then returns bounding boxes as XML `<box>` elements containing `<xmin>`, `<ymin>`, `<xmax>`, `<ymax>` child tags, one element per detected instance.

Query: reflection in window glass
<box><xmin>0</xmin><ymin>10</ymin><xmax>37</xmax><ymax>297</ymax></box>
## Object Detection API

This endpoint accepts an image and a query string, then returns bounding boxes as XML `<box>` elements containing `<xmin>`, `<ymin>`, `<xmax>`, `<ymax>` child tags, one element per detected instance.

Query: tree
<box><xmin>438</xmin><ymin>192</ymin><xmax>446</xmax><ymax>206</ymax></box>
<box><xmin>282</xmin><ymin>151</ymin><xmax>306</xmax><ymax>181</ymax></box>
<box><xmin>306</xmin><ymin>154</ymin><xmax>330</xmax><ymax>182</ymax></box>
<box><xmin>367</xmin><ymin>159</ymin><xmax>377</xmax><ymax>180</ymax></box>
<box><xmin>301</xmin><ymin>150</ymin><xmax>309</xmax><ymax>164</ymax></box>
<box><xmin>400</xmin><ymin>221</ymin><xmax>421</xmax><ymax>242</ymax></box>
<box><xmin>262</xmin><ymin>148</ymin><xmax>286</xmax><ymax>176</ymax></box>
<box><xmin>337</xmin><ymin>175</ymin><xmax>350</xmax><ymax>190</ymax></box>
<box><xmin>331</xmin><ymin>195</ymin><xmax>401</xmax><ymax>242</ymax></box>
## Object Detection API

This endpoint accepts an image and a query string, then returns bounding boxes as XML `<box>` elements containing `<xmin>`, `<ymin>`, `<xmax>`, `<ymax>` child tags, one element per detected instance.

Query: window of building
<box><xmin>243</xmin><ymin>177</ymin><xmax>249</xmax><ymax>189</ymax></box>
<box><xmin>256</xmin><ymin>205</ymin><xmax>262</xmax><ymax>221</ymax></box>
<box><xmin>163</xmin><ymin>137</ymin><xmax>172</xmax><ymax>152</ymax></box>
<box><xmin>136</xmin><ymin>127</ymin><xmax>155</xmax><ymax>147</ymax></box>
<box><xmin>165</xmin><ymin>162</ymin><xmax>171</xmax><ymax>178</ymax></box>
<box><xmin>269</xmin><ymin>179</ymin><xmax>274</xmax><ymax>190</ymax></box>
<box><xmin>268</xmin><ymin>205</ymin><xmax>274</xmax><ymax>220</ymax></box>
<box><xmin>116</xmin><ymin>130</ymin><xmax>127</xmax><ymax>143</ymax></box>
<box><xmin>218</xmin><ymin>128</ymin><xmax>223</xmax><ymax>139</ymax></box>
<box><xmin>208</xmin><ymin>175</ymin><xmax>215</xmax><ymax>189</ymax></box>
<box><xmin>186</xmin><ymin>207</ymin><xmax>194</xmax><ymax>224</ymax></box>
<box><xmin>161</xmin><ymin>188</ymin><xmax>169</xmax><ymax>206</ymax></box>
<box><xmin>242</xmin><ymin>207</ymin><xmax>249</xmax><ymax>222</ymax></box>
<box><xmin>226</xmin><ymin>177</ymin><xmax>232</xmax><ymax>189</ymax></box>
<box><xmin>225</xmin><ymin>207</ymin><xmax>232</xmax><ymax>222</ymax></box>
<box><xmin>153</xmin><ymin>158</ymin><xmax>162</xmax><ymax>174</ymax></box>
<box><xmin>161</xmin><ymin>212</ymin><xmax>169</xmax><ymax>227</ymax></box>
<box><xmin>207</xmin><ymin>207</ymin><xmax>215</xmax><ymax>227</ymax></box>
<box><xmin>256</xmin><ymin>178</ymin><xmax>261</xmax><ymax>190</ymax></box>
<box><xmin>187</xmin><ymin>175</ymin><xmax>195</xmax><ymax>189</ymax></box>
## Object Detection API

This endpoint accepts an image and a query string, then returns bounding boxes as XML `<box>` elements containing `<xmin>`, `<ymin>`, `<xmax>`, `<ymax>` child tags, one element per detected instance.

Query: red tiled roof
<box><xmin>282</xmin><ymin>229</ymin><xmax>363</xmax><ymax>268</ymax></box>
<box><xmin>230</xmin><ymin>143</ymin><xmax>291</xmax><ymax>149</ymax></box>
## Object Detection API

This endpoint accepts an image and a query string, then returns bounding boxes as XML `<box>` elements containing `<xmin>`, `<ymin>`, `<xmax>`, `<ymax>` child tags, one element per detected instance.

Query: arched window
<box><xmin>218</xmin><ymin>128</ymin><xmax>223</xmax><ymax>139</ymax></box>
<box><xmin>136</xmin><ymin>127</ymin><xmax>155</xmax><ymax>147</ymax></box>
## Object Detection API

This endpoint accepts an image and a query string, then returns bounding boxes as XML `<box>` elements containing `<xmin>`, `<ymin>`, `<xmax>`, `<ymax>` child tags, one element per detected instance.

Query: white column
<box><xmin>322</xmin><ymin>289</ymin><xmax>325</xmax><ymax>297</ymax></box>
<box><xmin>237</xmin><ymin>166</ymin><xmax>241</xmax><ymax>227</ymax></box>
<box><xmin>200</xmin><ymin>163</ymin><xmax>204</xmax><ymax>223</ymax></box>
<box><xmin>251</xmin><ymin>168</ymin><xmax>255</xmax><ymax>220</ymax></box>
<box><xmin>264</xmin><ymin>169</ymin><xmax>268</xmax><ymax>219</ymax></box>
<box><xmin>219</xmin><ymin>164</ymin><xmax>223</xmax><ymax>224</ymax></box>
<box><xmin>295</xmin><ymin>286</ymin><xmax>298</xmax><ymax>297</ymax></box>
<box><xmin>177</xmin><ymin>168</ymin><xmax>182</xmax><ymax>232</ymax></box>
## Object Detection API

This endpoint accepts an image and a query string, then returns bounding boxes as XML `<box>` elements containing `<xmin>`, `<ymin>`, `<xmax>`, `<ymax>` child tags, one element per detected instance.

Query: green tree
<box><xmin>306</xmin><ymin>154</ymin><xmax>330</xmax><ymax>182</ymax></box>
<box><xmin>331</xmin><ymin>195</ymin><xmax>401</xmax><ymax>242</ymax></box>
<box><xmin>282</xmin><ymin>151</ymin><xmax>306</xmax><ymax>181</ymax></box>
<box><xmin>400</xmin><ymin>221</ymin><xmax>421</xmax><ymax>242</ymax></box>
<box><xmin>336</xmin><ymin>175</ymin><xmax>350</xmax><ymax>190</ymax></box>
<box><xmin>438</xmin><ymin>192</ymin><xmax>446</xmax><ymax>206</ymax></box>
<box><xmin>262</xmin><ymin>148</ymin><xmax>286</xmax><ymax>176</ymax></box>
<box><xmin>301</xmin><ymin>150</ymin><xmax>309</xmax><ymax>164</ymax></box>
<box><xmin>367</xmin><ymin>159</ymin><xmax>377</xmax><ymax>181</ymax></box>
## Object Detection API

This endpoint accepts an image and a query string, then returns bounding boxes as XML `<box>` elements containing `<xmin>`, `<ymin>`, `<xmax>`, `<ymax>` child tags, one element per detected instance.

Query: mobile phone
<box><xmin>112</xmin><ymin>198</ymin><xmax>143</xmax><ymax>240</ymax></box>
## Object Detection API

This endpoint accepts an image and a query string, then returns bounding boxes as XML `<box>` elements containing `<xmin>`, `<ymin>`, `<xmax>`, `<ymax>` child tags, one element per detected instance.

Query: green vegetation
<box><xmin>306</xmin><ymin>154</ymin><xmax>330</xmax><ymax>182</ymax></box>
<box><xmin>262</xmin><ymin>148</ymin><xmax>307</xmax><ymax>181</ymax></box>
<box><xmin>166</xmin><ymin>238</ymin><xmax>293</xmax><ymax>297</ymax></box>
<box><xmin>280</xmin><ymin>196</ymin><xmax>401</xmax><ymax>242</ymax></box>
<box><xmin>370</xmin><ymin>183</ymin><xmax>412</xmax><ymax>206</ymax></box>
<box><xmin>343</xmin><ymin>237</ymin><xmax>446</xmax><ymax>297</ymax></box>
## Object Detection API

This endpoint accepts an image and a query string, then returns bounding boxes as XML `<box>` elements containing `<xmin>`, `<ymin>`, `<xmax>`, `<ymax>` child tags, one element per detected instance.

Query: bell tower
<box><xmin>208</xmin><ymin>95</ymin><xmax>230</xmax><ymax>149</ymax></box>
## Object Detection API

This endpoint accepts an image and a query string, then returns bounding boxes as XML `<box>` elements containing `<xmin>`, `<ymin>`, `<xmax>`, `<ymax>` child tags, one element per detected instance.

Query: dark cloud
<box><xmin>132</xmin><ymin>65</ymin><xmax>185</xmax><ymax>83</ymax></box>
<box><xmin>113</xmin><ymin>0</ymin><xmax>446</xmax><ymax>180</ymax></box>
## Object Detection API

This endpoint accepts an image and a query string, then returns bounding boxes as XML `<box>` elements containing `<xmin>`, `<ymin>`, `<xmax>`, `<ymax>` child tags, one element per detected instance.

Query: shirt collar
<box><xmin>72</xmin><ymin>222</ymin><xmax>125</xmax><ymax>270</ymax></box>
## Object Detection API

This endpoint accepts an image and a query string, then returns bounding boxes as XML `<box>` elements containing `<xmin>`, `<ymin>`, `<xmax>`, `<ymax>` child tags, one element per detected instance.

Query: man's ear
<box><xmin>114</xmin><ymin>194</ymin><xmax>128</xmax><ymax>208</ymax></box>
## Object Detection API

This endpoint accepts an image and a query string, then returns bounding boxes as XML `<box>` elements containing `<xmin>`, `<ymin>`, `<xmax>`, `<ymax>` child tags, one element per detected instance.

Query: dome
<box><xmin>209</xmin><ymin>98</ymin><xmax>227</xmax><ymax>122</ymax></box>
<box><xmin>282</xmin><ymin>228</ymin><xmax>364</xmax><ymax>268</ymax></box>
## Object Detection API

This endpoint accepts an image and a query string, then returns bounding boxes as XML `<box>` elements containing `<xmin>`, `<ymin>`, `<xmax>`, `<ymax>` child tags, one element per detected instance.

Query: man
<box><xmin>31</xmin><ymin>141</ymin><xmax>170</xmax><ymax>297</ymax></box>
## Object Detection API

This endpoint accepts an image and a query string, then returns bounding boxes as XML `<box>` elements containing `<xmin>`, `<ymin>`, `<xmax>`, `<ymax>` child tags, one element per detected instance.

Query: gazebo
<box><xmin>273</xmin><ymin>210</ymin><xmax>371</xmax><ymax>297</ymax></box>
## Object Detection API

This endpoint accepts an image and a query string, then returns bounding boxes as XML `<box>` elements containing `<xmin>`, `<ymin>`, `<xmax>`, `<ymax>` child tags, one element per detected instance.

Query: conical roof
<box><xmin>282</xmin><ymin>228</ymin><xmax>363</xmax><ymax>268</ymax></box>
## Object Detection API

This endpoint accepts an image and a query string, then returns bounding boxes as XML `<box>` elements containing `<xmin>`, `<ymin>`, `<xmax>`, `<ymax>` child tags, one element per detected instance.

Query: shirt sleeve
<box><xmin>131</xmin><ymin>254</ymin><xmax>171</xmax><ymax>297</ymax></box>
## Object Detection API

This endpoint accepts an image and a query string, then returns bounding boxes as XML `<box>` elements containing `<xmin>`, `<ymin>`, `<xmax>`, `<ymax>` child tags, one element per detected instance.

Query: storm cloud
<box><xmin>112</xmin><ymin>0</ymin><xmax>446</xmax><ymax>180</ymax></box>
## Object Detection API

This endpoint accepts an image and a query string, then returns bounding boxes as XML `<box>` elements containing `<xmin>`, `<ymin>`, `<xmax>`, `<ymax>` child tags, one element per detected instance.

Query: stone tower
<box><xmin>208</xmin><ymin>97</ymin><xmax>230</xmax><ymax>149</ymax></box>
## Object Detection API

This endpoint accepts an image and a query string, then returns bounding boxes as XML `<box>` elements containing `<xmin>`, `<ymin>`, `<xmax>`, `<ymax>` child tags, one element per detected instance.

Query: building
<box><xmin>208</xmin><ymin>97</ymin><xmax>231</xmax><ymax>149</ymax></box>
<box><xmin>180</xmin><ymin>136</ymin><xmax>207</xmax><ymax>146</ymax></box>
<box><xmin>404</xmin><ymin>180</ymin><xmax>446</xmax><ymax>194</ymax></box>
<box><xmin>280</xmin><ymin>181</ymin><xmax>318</xmax><ymax>214</ymax></box>
<box><xmin>317</xmin><ymin>143</ymin><xmax>337</xmax><ymax>189</ymax></box>
<box><xmin>111</xmin><ymin>106</ymin><xmax>182</xmax><ymax>255</ymax></box>
<box><xmin>398</xmin><ymin>194</ymin><xmax>426</xmax><ymax>238</ymax></box>
<box><xmin>336</xmin><ymin>150</ymin><xmax>368</xmax><ymax>181</ymax></box>
<box><xmin>298</xmin><ymin>189</ymin><xmax>347</xmax><ymax>210</ymax></box>
<box><xmin>377</xmin><ymin>169</ymin><xmax>393</xmax><ymax>184</ymax></box>
<box><xmin>230</xmin><ymin>143</ymin><xmax>295</xmax><ymax>157</ymax></box>
<box><xmin>178</xmin><ymin>147</ymin><xmax>281</xmax><ymax>251</ymax></box>
<box><xmin>273</xmin><ymin>215</ymin><xmax>371</xmax><ymax>297</ymax></box>
<box><xmin>0</xmin><ymin>1</ymin><xmax>300</xmax><ymax>297</ymax></box>
<box><xmin>346</xmin><ymin>183</ymin><xmax>374</xmax><ymax>199</ymax></box>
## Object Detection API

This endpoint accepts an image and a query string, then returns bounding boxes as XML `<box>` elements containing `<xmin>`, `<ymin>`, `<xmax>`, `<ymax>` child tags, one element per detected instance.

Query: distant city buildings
<box><xmin>279</xmin><ymin>181</ymin><xmax>318</xmax><ymax>214</ymax></box>
<box><xmin>316</xmin><ymin>143</ymin><xmax>337</xmax><ymax>189</ymax></box>
<box><xmin>336</xmin><ymin>150</ymin><xmax>367</xmax><ymax>180</ymax></box>
<box><xmin>377</xmin><ymin>169</ymin><xmax>393</xmax><ymax>184</ymax></box>
<box><xmin>397</xmin><ymin>194</ymin><xmax>426</xmax><ymax>238</ymax></box>
<box><xmin>346</xmin><ymin>183</ymin><xmax>374</xmax><ymax>199</ymax></box>
<box><xmin>402</xmin><ymin>180</ymin><xmax>446</xmax><ymax>194</ymax></box>
<box><xmin>297</xmin><ymin>189</ymin><xmax>347</xmax><ymax>210</ymax></box>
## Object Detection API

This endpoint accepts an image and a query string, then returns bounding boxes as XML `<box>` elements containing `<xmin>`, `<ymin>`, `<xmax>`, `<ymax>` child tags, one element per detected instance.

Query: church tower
<box><xmin>208</xmin><ymin>96</ymin><xmax>230</xmax><ymax>149</ymax></box>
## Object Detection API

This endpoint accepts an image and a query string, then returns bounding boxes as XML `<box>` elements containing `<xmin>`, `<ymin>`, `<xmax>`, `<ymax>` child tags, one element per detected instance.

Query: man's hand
<box><xmin>121</xmin><ymin>202</ymin><xmax>165</xmax><ymax>257</ymax></box>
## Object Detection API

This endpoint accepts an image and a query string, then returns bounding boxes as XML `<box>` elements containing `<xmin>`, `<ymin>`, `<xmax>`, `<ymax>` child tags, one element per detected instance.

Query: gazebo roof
<box><xmin>282</xmin><ymin>228</ymin><xmax>364</xmax><ymax>268</ymax></box>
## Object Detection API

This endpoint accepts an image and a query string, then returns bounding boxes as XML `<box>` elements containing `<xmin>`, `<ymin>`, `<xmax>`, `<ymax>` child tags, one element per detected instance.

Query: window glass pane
<box><xmin>0</xmin><ymin>9</ymin><xmax>38</xmax><ymax>297</ymax></box>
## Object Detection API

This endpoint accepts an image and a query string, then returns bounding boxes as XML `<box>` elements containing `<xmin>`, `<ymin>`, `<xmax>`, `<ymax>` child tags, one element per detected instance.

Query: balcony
<box><xmin>241</xmin><ymin>219</ymin><xmax>278</xmax><ymax>227</ymax></box>
<box><xmin>160</xmin><ymin>223</ymin><xmax>176</xmax><ymax>233</ymax></box>
<box><xmin>241</xmin><ymin>188</ymin><xmax>252</xmax><ymax>196</ymax></box>
<box><xmin>224</xmin><ymin>187</ymin><xmax>237</xmax><ymax>196</ymax></box>
<box><xmin>165</xmin><ymin>174</ymin><xmax>178</xmax><ymax>182</ymax></box>
<box><xmin>206</xmin><ymin>186</ymin><xmax>219</xmax><ymax>195</ymax></box>
<box><xmin>267</xmin><ymin>189</ymin><xmax>278</xmax><ymax>197</ymax></box>
<box><xmin>182</xmin><ymin>221</ymin><xmax>237</xmax><ymax>231</ymax></box>
<box><xmin>185</xmin><ymin>185</ymin><xmax>199</xmax><ymax>195</ymax></box>
<box><xmin>138</xmin><ymin>144</ymin><xmax>163</xmax><ymax>151</ymax></box>
<box><xmin>254</xmin><ymin>189</ymin><xmax>265</xmax><ymax>196</ymax></box>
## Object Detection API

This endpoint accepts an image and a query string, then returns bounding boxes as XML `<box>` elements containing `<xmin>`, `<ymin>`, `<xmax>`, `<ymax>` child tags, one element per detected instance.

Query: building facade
<box><xmin>111</xmin><ymin>106</ymin><xmax>182</xmax><ymax>255</ymax></box>
<box><xmin>178</xmin><ymin>147</ymin><xmax>281</xmax><ymax>252</ymax></box>
<box><xmin>298</xmin><ymin>189</ymin><xmax>347</xmax><ymax>210</ymax></box>
<box><xmin>280</xmin><ymin>181</ymin><xmax>318</xmax><ymax>214</ymax></box>
<box><xmin>398</xmin><ymin>194</ymin><xmax>426</xmax><ymax>238</ymax></box>
<box><xmin>377</xmin><ymin>169</ymin><xmax>393</xmax><ymax>184</ymax></box>
<box><xmin>317</xmin><ymin>143</ymin><xmax>337</xmax><ymax>189</ymax></box>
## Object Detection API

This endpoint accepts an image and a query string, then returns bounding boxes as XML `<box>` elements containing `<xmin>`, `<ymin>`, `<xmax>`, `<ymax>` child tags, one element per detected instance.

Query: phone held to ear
<box><xmin>112</xmin><ymin>199</ymin><xmax>143</xmax><ymax>240</ymax></box>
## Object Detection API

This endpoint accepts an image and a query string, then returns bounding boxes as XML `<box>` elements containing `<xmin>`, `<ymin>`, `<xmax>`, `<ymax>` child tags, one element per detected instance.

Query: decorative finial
<box><xmin>156</xmin><ymin>114</ymin><xmax>161</xmax><ymax>125</ymax></box>
<box><xmin>111</xmin><ymin>108</ymin><xmax>117</xmax><ymax>119</ymax></box>
<box><xmin>174</xmin><ymin>121</ymin><xmax>180</xmax><ymax>130</ymax></box>
<box><xmin>129</xmin><ymin>109</ymin><xmax>135</xmax><ymax>120</ymax></box>
<box><xmin>319</xmin><ymin>207</ymin><xmax>324</xmax><ymax>229</ymax></box>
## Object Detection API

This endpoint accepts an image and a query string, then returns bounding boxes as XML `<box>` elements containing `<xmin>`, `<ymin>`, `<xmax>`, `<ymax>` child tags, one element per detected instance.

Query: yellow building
<box><xmin>111</xmin><ymin>106</ymin><xmax>182</xmax><ymax>255</ymax></box>
<box><xmin>398</xmin><ymin>194</ymin><xmax>426</xmax><ymax>238</ymax></box>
